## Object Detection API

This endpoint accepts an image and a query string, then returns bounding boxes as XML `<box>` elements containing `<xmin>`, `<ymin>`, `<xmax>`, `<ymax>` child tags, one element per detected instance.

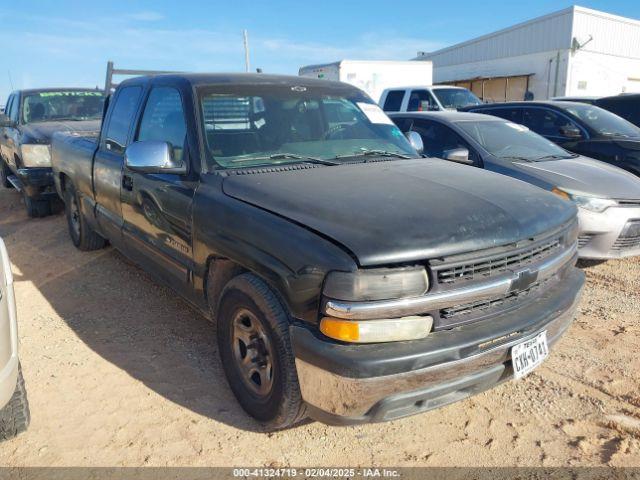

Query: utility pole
<box><xmin>243</xmin><ymin>30</ymin><xmax>250</xmax><ymax>73</ymax></box>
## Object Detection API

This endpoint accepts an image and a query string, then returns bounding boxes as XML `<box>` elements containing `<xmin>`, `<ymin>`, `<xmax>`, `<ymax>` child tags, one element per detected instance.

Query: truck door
<box><xmin>94</xmin><ymin>86</ymin><xmax>143</xmax><ymax>244</ymax></box>
<box><xmin>120</xmin><ymin>86</ymin><xmax>196</xmax><ymax>292</ymax></box>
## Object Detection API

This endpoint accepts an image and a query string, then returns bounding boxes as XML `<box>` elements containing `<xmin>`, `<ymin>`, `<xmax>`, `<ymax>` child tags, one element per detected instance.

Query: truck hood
<box><xmin>513</xmin><ymin>156</ymin><xmax>640</xmax><ymax>200</ymax></box>
<box><xmin>21</xmin><ymin>120</ymin><xmax>101</xmax><ymax>144</ymax></box>
<box><xmin>222</xmin><ymin>159</ymin><xmax>576</xmax><ymax>266</ymax></box>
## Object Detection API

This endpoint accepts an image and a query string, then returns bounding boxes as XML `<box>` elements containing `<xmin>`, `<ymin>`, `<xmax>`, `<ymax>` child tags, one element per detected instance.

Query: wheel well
<box><xmin>204</xmin><ymin>257</ymin><xmax>248</xmax><ymax>321</ymax></box>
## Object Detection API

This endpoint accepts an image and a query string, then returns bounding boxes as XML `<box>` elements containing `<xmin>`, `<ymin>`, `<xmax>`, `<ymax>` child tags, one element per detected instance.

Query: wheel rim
<box><xmin>69</xmin><ymin>195</ymin><xmax>81</xmax><ymax>238</ymax></box>
<box><xmin>231</xmin><ymin>308</ymin><xmax>274</xmax><ymax>398</ymax></box>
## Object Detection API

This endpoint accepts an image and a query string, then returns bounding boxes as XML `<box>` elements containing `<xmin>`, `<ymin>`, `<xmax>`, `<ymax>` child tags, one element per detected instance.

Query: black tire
<box><xmin>217</xmin><ymin>273</ymin><xmax>307</xmax><ymax>430</ymax></box>
<box><xmin>24</xmin><ymin>194</ymin><xmax>51</xmax><ymax>218</ymax></box>
<box><xmin>0</xmin><ymin>160</ymin><xmax>12</xmax><ymax>189</ymax></box>
<box><xmin>64</xmin><ymin>183</ymin><xmax>106</xmax><ymax>251</ymax></box>
<box><xmin>0</xmin><ymin>364</ymin><xmax>30</xmax><ymax>441</ymax></box>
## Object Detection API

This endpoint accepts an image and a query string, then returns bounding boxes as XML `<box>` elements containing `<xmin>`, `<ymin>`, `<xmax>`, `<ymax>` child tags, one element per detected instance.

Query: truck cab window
<box><xmin>104</xmin><ymin>86</ymin><xmax>142</xmax><ymax>153</ymax></box>
<box><xmin>382</xmin><ymin>91</ymin><xmax>405</xmax><ymax>112</ymax></box>
<box><xmin>407</xmin><ymin>90</ymin><xmax>437</xmax><ymax>111</ymax></box>
<box><xmin>137</xmin><ymin>87</ymin><xmax>187</xmax><ymax>162</ymax></box>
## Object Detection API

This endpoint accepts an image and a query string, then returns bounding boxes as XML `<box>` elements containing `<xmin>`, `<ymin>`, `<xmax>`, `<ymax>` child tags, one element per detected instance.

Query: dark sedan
<box><xmin>461</xmin><ymin>101</ymin><xmax>640</xmax><ymax>177</ymax></box>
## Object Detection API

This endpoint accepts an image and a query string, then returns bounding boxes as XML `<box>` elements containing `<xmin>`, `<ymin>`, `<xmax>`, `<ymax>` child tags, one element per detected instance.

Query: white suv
<box><xmin>380</xmin><ymin>85</ymin><xmax>482</xmax><ymax>112</ymax></box>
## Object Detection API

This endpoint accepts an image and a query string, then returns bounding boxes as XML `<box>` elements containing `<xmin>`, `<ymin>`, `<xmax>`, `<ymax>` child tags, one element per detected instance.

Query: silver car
<box><xmin>0</xmin><ymin>237</ymin><xmax>29</xmax><ymax>440</ymax></box>
<box><xmin>391</xmin><ymin>111</ymin><xmax>640</xmax><ymax>260</ymax></box>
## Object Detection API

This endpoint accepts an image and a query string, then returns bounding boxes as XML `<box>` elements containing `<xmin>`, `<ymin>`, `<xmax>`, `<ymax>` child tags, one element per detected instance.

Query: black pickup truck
<box><xmin>51</xmin><ymin>73</ymin><xmax>584</xmax><ymax>429</ymax></box>
<box><xmin>0</xmin><ymin>88</ymin><xmax>104</xmax><ymax>217</ymax></box>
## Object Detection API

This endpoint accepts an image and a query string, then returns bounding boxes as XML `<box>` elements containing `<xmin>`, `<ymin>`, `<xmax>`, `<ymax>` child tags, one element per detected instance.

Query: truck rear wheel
<box><xmin>0</xmin><ymin>160</ymin><xmax>12</xmax><ymax>189</ymax></box>
<box><xmin>217</xmin><ymin>273</ymin><xmax>307</xmax><ymax>430</ymax></box>
<box><xmin>64</xmin><ymin>183</ymin><xmax>106</xmax><ymax>251</ymax></box>
<box><xmin>0</xmin><ymin>364</ymin><xmax>30</xmax><ymax>440</ymax></box>
<box><xmin>24</xmin><ymin>194</ymin><xmax>51</xmax><ymax>218</ymax></box>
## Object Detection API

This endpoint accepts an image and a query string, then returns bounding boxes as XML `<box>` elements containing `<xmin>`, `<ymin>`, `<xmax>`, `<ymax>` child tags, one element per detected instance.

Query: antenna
<box><xmin>243</xmin><ymin>30</ymin><xmax>251</xmax><ymax>73</ymax></box>
<box><xmin>7</xmin><ymin>70</ymin><xmax>14</xmax><ymax>90</ymax></box>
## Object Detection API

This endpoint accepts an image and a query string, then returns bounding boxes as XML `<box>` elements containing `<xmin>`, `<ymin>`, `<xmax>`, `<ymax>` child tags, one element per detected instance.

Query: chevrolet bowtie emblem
<box><xmin>509</xmin><ymin>268</ymin><xmax>539</xmax><ymax>292</ymax></box>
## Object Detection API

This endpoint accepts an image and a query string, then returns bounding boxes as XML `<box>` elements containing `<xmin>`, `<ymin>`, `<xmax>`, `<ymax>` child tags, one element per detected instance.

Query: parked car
<box><xmin>52</xmin><ymin>73</ymin><xmax>583</xmax><ymax>429</ymax></box>
<box><xmin>594</xmin><ymin>94</ymin><xmax>640</xmax><ymax>129</ymax></box>
<box><xmin>0</xmin><ymin>88</ymin><xmax>105</xmax><ymax>217</ymax></box>
<box><xmin>391</xmin><ymin>111</ymin><xmax>640</xmax><ymax>259</ymax></box>
<box><xmin>380</xmin><ymin>85</ymin><xmax>482</xmax><ymax>113</ymax></box>
<box><xmin>0</xmin><ymin>237</ymin><xmax>29</xmax><ymax>440</ymax></box>
<box><xmin>461</xmin><ymin>101</ymin><xmax>640</xmax><ymax>177</ymax></box>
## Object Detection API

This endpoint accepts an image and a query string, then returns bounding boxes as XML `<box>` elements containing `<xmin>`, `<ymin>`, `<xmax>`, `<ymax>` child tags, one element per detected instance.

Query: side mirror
<box><xmin>124</xmin><ymin>141</ymin><xmax>186</xmax><ymax>174</ymax></box>
<box><xmin>404</xmin><ymin>131</ymin><xmax>424</xmax><ymax>154</ymax></box>
<box><xmin>560</xmin><ymin>125</ymin><xmax>582</xmax><ymax>139</ymax></box>
<box><xmin>0</xmin><ymin>114</ymin><xmax>16</xmax><ymax>128</ymax></box>
<box><xmin>442</xmin><ymin>147</ymin><xmax>474</xmax><ymax>165</ymax></box>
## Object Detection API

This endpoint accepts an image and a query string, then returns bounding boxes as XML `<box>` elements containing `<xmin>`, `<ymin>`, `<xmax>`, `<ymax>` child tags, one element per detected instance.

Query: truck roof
<box><xmin>119</xmin><ymin>73</ymin><xmax>358</xmax><ymax>89</ymax></box>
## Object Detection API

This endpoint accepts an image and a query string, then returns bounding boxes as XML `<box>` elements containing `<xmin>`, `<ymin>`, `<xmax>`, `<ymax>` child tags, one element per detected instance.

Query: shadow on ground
<box><xmin>0</xmin><ymin>187</ymin><xmax>286</xmax><ymax>433</ymax></box>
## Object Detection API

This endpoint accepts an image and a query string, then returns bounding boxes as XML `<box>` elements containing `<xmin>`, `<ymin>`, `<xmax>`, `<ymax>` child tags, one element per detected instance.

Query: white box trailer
<box><xmin>299</xmin><ymin>60</ymin><xmax>433</xmax><ymax>103</ymax></box>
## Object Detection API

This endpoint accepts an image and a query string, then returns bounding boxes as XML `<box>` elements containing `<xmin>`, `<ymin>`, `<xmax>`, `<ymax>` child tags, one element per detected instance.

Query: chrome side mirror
<box><xmin>405</xmin><ymin>131</ymin><xmax>424</xmax><ymax>155</ymax></box>
<box><xmin>442</xmin><ymin>147</ymin><xmax>473</xmax><ymax>165</ymax></box>
<box><xmin>560</xmin><ymin>125</ymin><xmax>582</xmax><ymax>139</ymax></box>
<box><xmin>124</xmin><ymin>141</ymin><xmax>186</xmax><ymax>175</ymax></box>
<box><xmin>0</xmin><ymin>114</ymin><xmax>16</xmax><ymax>128</ymax></box>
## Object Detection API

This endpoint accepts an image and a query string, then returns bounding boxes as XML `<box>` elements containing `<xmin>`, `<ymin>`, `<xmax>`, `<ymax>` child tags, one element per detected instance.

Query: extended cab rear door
<box><xmin>94</xmin><ymin>86</ymin><xmax>144</xmax><ymax>245</ymax></box>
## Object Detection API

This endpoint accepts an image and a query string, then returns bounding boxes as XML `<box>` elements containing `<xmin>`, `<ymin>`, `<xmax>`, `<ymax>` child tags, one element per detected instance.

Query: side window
<box><xmin>522</xmin><ymin>108</ymin><xmax>575</xmax><ymax>137</ymax></box>
<box><xmin>104</xmin><ymin>86</ymin><xmax>142</xmax><ymax>153</ymax></box>
<box><xmin>407</xmin><ymin>90</ymin><xmax>438</xmax><ymax>111</ymax></box>
<box><xmin>412</xmin><ymin>119</ymin><xmax>479</xmax><ymax>163</ymax></box>
<box><xmin>479</xmin><ymin>108</ymin><xmax>521</xmax><ymax>123</ymax></box>
<box><xmin>137</xmin><ymin>87</ymin><xmax>187</xmax><ymax>163</ymax></box>
<box><xmin>7</xmin><ymin>95</ymin><xmax>19</xmax><ymax>123</ymax></box>
<box><xmin>392</xmin><ymin>117</ymin><xmax>413</xmax><ymax>132</ymax></box>
<box><xmin>3</xmin><ymin>95</ymin><xmax>13</xmax><ymax>120</ymax></box>
<box><xmin>382</xmin><ymin>91</ymin><xmax>405</xmax><ymax>112</ymax></box>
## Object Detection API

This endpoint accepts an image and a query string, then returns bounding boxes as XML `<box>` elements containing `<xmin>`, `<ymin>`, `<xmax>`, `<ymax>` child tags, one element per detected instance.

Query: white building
<box><xmin>414</xmin><ymin>6</ymin><xmax>640</xmax><ymax>102</ymax></box>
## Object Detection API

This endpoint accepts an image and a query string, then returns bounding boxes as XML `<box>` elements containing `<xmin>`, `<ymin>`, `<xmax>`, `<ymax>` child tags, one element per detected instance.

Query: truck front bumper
<box><xmin>291</xmin><ymin>268</ymin><xmax>584</xmax><ymax>425</ymax></box>
<box><xmin>577</xmin><ymin>206</ymin><xmax>640</xmax><ymax>259</ymax></box>
<box><xmin>13</xmin><ymin>167</ymin><xmax>57</xmax><ymax>200</ymax></box>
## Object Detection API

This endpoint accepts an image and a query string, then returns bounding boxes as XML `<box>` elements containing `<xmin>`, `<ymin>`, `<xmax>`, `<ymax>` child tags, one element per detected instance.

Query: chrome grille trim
<box><xmin>323</xmin><ymin>244</ymin><xmax>577</xmax><ymax>321</ymax></box>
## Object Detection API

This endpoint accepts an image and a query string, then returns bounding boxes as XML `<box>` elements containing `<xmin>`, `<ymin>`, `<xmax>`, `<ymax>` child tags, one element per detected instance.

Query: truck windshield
<box><xmin>563</xmin><ymin>103</ymin><xmax>640</xmax><ymax>138</ymax></box>
<box><xmin>456</xmin><ymin>120</ymin><xmax>575</xmax><ymax>161</ymax></box>
<box><xmin>198</xmin><ymin>85</ymin><xmax>417</xmax><ymax>169</ymax></box>
<box><xmin>432</xmin><ymin>88</ymin><xmax>482</xmax><ymax>110</ymax></box>
<box><xmin>22</xmin><ymin>91</ymin><xmax>105</xmax><ymax>124</ymax></box>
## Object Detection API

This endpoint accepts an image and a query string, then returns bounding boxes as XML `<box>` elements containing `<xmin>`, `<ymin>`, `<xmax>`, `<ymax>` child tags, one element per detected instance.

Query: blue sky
<box><xmin>1</xmin><ymin>0</ymin><xmax>638</xmax><ymax>104</ymax></box>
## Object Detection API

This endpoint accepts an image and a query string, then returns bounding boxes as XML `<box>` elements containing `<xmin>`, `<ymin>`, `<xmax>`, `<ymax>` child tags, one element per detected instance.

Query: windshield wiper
<box><xmin>535</xmin><ymin>154</ymin><xmax>571</xmax><ymax>161</ymax></box>
<box><xmin>334</xmin><ymin>149</ymin><xmax>412</xmax><ymax>160</ymax></box>
<box><xmin>231</xmin><ymin>153</ymin><xmax>340</xmax><ymax>166</ymax></box>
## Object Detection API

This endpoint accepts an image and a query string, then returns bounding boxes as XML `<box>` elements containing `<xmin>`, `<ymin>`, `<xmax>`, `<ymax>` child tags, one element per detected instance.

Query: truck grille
<box><xmin>440</xmin><ymin>276</ymin><xmax>551</xmax><ymax>320</ymax></box>
<box><xmin>612</xmin><ymin>220</ymin><xmax>640</xmax><ymax>251</ymax></box>
<box><xmin>432</xmin><ymin>237</ymin><xmax>562</xmax><ymax>286</ymax></box>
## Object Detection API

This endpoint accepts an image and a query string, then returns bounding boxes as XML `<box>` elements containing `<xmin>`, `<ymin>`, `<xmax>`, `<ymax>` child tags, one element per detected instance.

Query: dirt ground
<box><xmin>0</xmin><ymin>185</ymin><xmax>639</xmax><ymax>468</ymax></box>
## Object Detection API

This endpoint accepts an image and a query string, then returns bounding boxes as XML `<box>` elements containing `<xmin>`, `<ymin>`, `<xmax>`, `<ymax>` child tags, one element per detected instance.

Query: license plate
<box><xmin>511</xmin><ymin>331</ymin><xmax>549</xmax><ymax>379</ymax></box>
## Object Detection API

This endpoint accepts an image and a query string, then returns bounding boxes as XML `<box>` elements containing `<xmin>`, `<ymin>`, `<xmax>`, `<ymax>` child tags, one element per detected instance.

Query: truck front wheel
<box><xmin>0</xmin><ymin>160</ymin><xmax>12</xmax><ymax>189</ymax></box>
<box><xmin>64</xmin><ymin>183</ymin><xmax>106</xmax><ymax>251</ymax></box>
<box><xmin>0</xmin><ymin>364</ymin><xmax>30</xmax><ymax>440</ymax></box>
<box><xmin>217</xmin><ymin>273</ymin><xmax>307</xmax><ymax>430</ymax></box>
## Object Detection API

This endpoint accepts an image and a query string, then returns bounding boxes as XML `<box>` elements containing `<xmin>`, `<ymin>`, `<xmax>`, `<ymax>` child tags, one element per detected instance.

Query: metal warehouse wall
<box><xmin>417</xmin><ymin>8</ymin><xmax>574</xmax><ymax>68</ymax></box>
<box><xmin>572</xmin><ymin>8</ymin><xmax>640</xmax><ymax>59</ymax></box>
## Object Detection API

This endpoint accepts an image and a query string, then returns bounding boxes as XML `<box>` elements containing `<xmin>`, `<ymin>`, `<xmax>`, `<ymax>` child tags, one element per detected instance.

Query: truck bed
<box><xmin>51</xmin><ymin>131</ymin><xmax>99</xmax><ymax>200</ymax></box>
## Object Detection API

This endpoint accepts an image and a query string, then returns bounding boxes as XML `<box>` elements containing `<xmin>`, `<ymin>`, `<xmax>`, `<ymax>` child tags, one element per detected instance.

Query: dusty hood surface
<box><xmin>514</xmin><ymin>156</ymin><xmax>640</xmax><ymax>200</ymax></box>
<box><xmin>222</xmin><ymin>159</ymin><xmax>576</xmax><ymax>266</ymax></box>
<box><xmin>21</xmin><ymin>120</ymin><xmax>102</xmax><ymax>144</ymax></box>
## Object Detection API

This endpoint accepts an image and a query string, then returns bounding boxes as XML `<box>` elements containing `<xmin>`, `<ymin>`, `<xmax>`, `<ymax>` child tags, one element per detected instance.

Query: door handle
<box><xmin>122</xmin><ymin>175</ymin><xmax>133</xmax><ymax>191</ymax></box>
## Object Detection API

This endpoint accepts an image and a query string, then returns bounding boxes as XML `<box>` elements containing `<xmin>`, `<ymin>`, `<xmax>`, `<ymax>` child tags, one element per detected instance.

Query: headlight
<box><xmin>20</xmin><ymin>144</ymin><xmax>51</xmax><ymax>167</ymax></box>
<box><xmin>323</xmin><ymin>266</ymin><xmax>429</xmax><ymax>301</ymax></box>
<box><xmin>320</xmin><ymin>316</ymin><xmax>433</xmax><ymax>343</ymax></box>
<box><xmin>552</xmin><ymin>187</ymin><xmax>617</xmax><ymax>213</ymax></box>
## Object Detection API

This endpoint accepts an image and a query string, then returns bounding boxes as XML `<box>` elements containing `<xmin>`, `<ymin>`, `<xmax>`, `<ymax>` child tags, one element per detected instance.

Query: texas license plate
<box><xmin>511</xmin><ymin>331</ymin><xmax>549</xmax><ymax>379</ymax></box>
